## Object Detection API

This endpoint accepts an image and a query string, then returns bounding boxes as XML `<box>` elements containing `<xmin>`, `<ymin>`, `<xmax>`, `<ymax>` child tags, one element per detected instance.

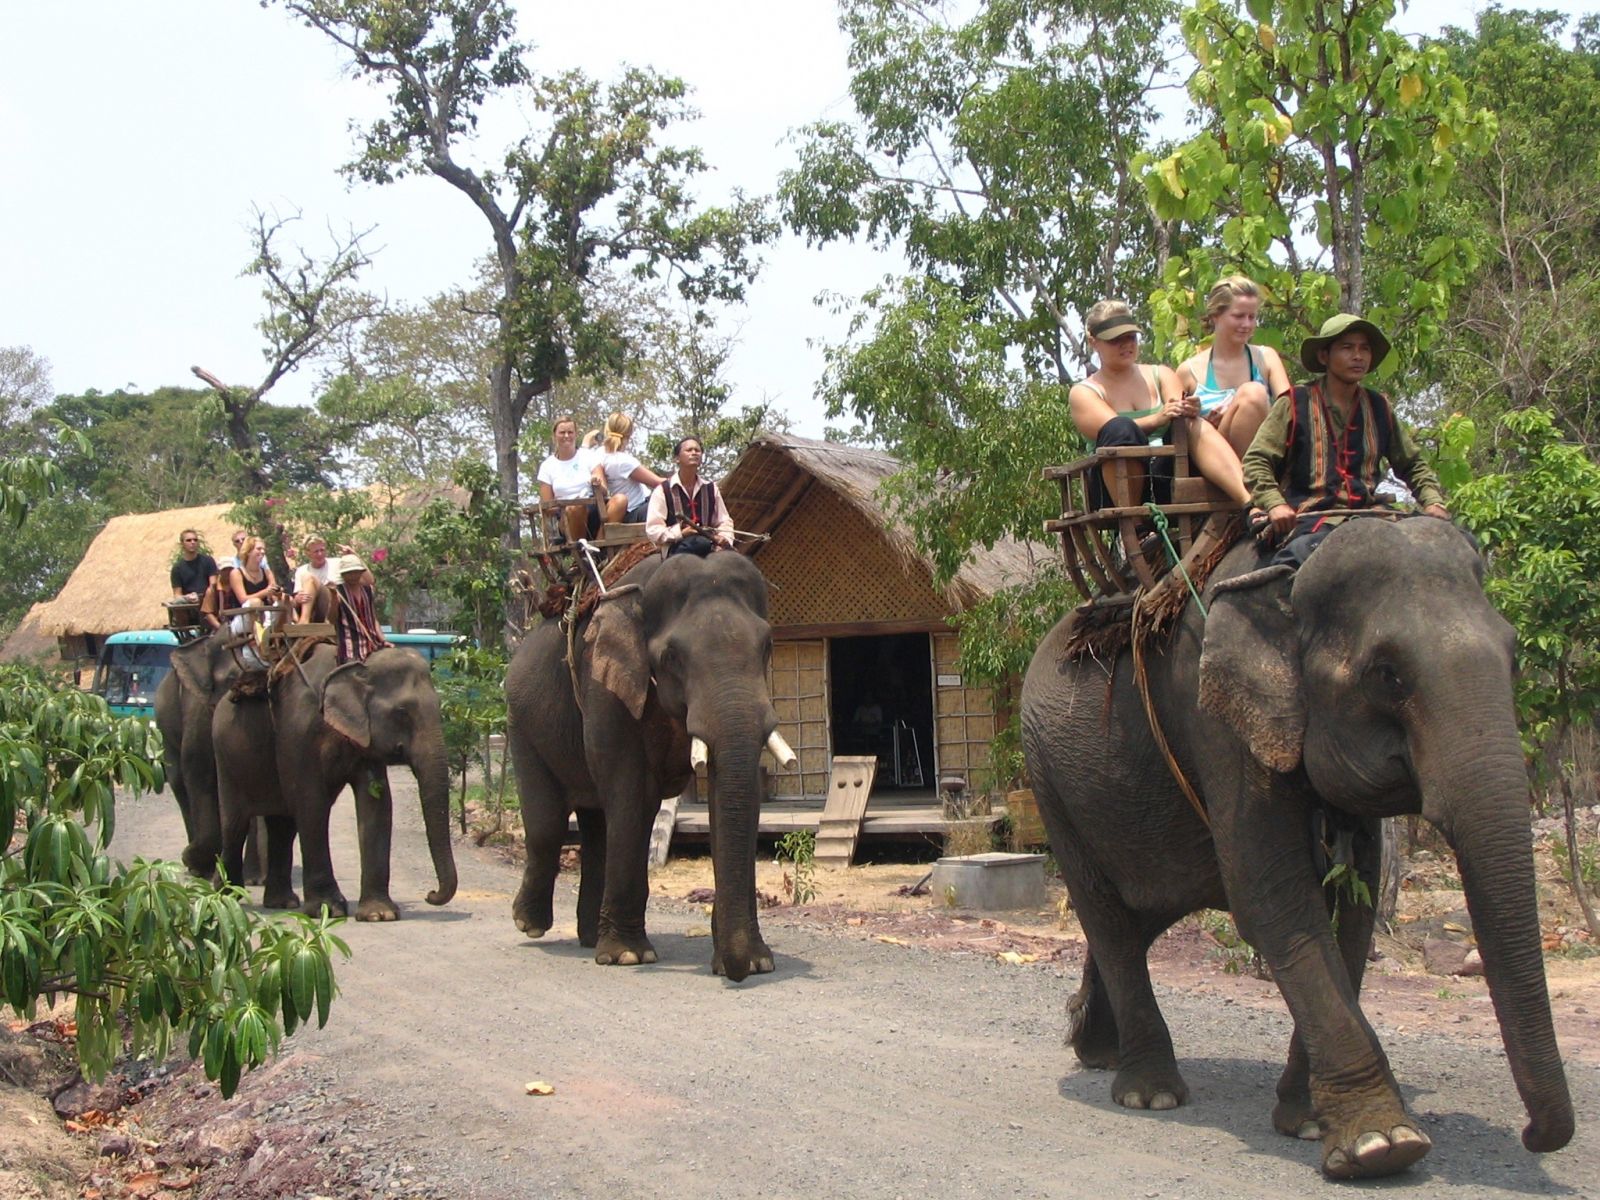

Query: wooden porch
<box><xmin>668</xmin><ymin>789</ymin><xmax>1006</xmax><ymax>841</ymax></box>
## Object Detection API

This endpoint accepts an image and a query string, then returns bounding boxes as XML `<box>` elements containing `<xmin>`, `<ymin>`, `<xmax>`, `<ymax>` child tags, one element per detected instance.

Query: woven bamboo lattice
<box><xmin>767</xmin><ymin>639</ymin><xmax>830</xmax><ymax>798</ymax></box>
<box><xmin>932</xmin><ymin>631</ymin><xmax>1003</xmax><ymax>796</ymax></box>
<box><xmin>754</xmin><ymin>486</ymin><xmax>951</xmax><ymax>628</ymax></box>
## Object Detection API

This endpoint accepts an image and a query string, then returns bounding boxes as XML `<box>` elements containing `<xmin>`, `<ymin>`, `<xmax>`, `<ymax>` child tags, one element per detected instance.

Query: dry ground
<box><xmin>3</xmin><ymin>804</ymin><xmax>1598</xmax><ymax>1199</ymax></box>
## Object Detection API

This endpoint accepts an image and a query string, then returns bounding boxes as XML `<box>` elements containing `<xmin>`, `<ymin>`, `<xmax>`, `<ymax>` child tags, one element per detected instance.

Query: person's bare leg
<box><xmin>604</xmin><ymin>494</ymin><xmax>627</xmax><ymax>524</ymax></box>
<box><xmin>563</xmin><ymin>505</ymin><xmax>588</xmax><ymax>543</ymax></box>
<box><xmin>1186</xmin><ymin>418</ymin><xmax>1251</xmax><ymax>505</ymax></box>
<box><xmin>1216</xmin><ymin>382</ymin><xmax>1271</xmax><ymax>458</ymax></box>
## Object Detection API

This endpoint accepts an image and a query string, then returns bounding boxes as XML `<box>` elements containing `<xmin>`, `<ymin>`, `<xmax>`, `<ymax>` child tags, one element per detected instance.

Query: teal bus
<box><xmin>384</xmin><ymin>630</ymin><xmax>465</xmax><ymax>669</ymax></box>
<box><xmin>91</xmin><ymin>629</ymin><xmax>181</xmax><ymax>719</ymax></box>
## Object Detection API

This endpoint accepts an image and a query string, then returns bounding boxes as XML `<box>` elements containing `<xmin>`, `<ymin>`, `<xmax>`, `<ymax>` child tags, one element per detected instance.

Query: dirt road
<box><xmin>107</xmin><ymin>782</ymin><xmax>1600</xmax><ymax>1200</ymax></box>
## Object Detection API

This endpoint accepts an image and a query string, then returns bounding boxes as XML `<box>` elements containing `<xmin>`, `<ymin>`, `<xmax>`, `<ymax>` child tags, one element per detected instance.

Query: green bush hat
<box><xmin>1300</xmin><ymin>313</ymin><xmax>1392</xmax><ymax>374</ymax></box>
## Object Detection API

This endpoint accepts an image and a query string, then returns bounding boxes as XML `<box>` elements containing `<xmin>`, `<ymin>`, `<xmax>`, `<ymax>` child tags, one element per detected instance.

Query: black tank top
<box><xmin>241</xmin><ymin>569</ymin><xmax>272</xmax><ymax>597</ymax></box>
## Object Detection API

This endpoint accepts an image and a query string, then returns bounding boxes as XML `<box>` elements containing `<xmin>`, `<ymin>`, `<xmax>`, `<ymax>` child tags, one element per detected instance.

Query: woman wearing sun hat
<box><xmin>1068</xmin><ymin>298</ymin><xmax>1252</xmax><ymax>511</ymax></box>
<box><xmin>1242</xmin><ymin>312</ymin><xmax>1450</xmax><ymax>566</ymax></box>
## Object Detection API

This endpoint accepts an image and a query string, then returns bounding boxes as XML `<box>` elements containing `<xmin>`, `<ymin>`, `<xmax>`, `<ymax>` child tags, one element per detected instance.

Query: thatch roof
<box><xmin>720</xmin><ymin>432</ymin><xmax>1049</xmax><ymax>610</ymax></box>
<box><xmin>31</xmin><ymin>503</ymin><xmax>239</xmax><ymax>638</ymax></box>
<box><xmin>0</xmin><ymin>602</ymin><xmax>60</xmax><ymax>665</ymax></box>
<box><xmin>25</xmin><ymin>483</ymin><xmax>471</xmax><ymax>641</ymax></box>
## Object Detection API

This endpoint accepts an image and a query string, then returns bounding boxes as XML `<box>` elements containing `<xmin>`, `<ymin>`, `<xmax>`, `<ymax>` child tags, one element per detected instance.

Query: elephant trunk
<box><xmin>409</xmin><ymin>729</ymin><xmax>458</xmax><ymax>907</ymax></box>
<box><xmin>1420</xmin><ymin>719</ymin><xmax>1573</xmax><ymax>1153</ymax></box>
<box><xmin>698</xmin><ymin>698</ymin><xmax>768</xmax><ymax>983</ymax></box>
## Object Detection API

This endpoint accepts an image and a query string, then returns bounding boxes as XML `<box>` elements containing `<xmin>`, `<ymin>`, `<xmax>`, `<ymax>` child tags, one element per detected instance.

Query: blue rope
<box><xmin>1146</xmin><ymin>502</ymin><xmax>1207</xmax><ymax>618</ymax></box>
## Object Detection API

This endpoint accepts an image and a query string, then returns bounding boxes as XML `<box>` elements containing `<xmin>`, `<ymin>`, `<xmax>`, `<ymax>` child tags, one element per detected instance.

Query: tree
<box><xmin>1142</xmin><ymin>0</ymin><xmax>1493</xmax><ymax>371</ymax></box>
<box><xmin>318</xmin><ymin>274</ymin><xmax>499</xmax><ymax>491</ymax></box>
<box><xmin>0</xmin><ymin>345</ymin><xmax>53</xmax><ymax>444</ymax></box>
<box><xmin>273</xmin><ymin>0</ymin><xmax>774</xmax><ymax>522</ymax></box>
<box><xmin>1</xmin><ymin>448</ymin><xmax>346</xmax><ymax>1096</ymax></box>
<box><xmin>780</xmin><ymin>0</ymin><xmax>1179</xmax><ymax>571</ymax></box>
<box><xmin>1419</xmin><ymin>10</ymin><xmax>1600</xmax><ymax>447</ymax></box>
<box><xmin>1449</xmin><ymin>408</ymin><xmax>1600</xmax><ymax>940</ymax></box>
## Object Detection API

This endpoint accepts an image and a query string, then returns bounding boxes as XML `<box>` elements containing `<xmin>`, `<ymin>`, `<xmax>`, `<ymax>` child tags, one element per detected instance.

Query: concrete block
<box><xmin>929</xmin><ymin>852</ymin><xmax>1048</xmax><ymax>911</ymax></box>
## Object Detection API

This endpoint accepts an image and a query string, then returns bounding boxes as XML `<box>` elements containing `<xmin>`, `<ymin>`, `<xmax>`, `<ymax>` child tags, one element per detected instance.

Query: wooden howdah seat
<box><xmin>1043</xmin><ymin>420</ymin><xmax>1239</xmax><ymax>605</ymax></box>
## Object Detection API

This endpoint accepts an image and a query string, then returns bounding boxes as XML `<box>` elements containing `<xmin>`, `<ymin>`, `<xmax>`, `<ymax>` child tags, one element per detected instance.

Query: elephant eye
<box><xmin>1368</xmin><ymin>661</ymin><xmax>1405</xmax><ymax>699</ymax></box>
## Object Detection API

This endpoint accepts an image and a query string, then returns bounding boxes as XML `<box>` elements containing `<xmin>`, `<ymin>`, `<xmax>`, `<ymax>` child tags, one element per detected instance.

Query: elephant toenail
<box><xmin>1150</xmin><ymin>1093</ymin><xmax>1178</xmax><ymax>1111</ymax></box>
<box><xmin>1353</xmin><ymin>1131</ymin><xmax>1390</xmax><ymax>1163</ymax></box>
<box><xmin>642</xmin><ymin>949</ymin><xmax>658</xmax><ymax>963</ymax></box>
<box><xmin>1297</xmin><ymin>1121</ymin><xmax>1320</xmax><ymax>1141</ymax></box>
<box><xmin>1324</xmin><ymin>1149</ymin><xmax>1351</xmax><ymax>1178</ymax></box>
<box><xmin>618</xmin><ymin>951</ymin><xmax>640</xmax><ymax>965</ymax></box>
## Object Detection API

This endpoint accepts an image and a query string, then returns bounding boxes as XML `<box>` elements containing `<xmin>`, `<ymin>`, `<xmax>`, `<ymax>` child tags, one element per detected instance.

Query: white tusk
<box><xmin>690</xmin><ymin>737</ymin><xmax>709</xmax><ymax>770</ymax></box>
<box><xmin>765</xmin><ymin>730</ymin><xmax>798</xmax><ymax>769</ymax></box>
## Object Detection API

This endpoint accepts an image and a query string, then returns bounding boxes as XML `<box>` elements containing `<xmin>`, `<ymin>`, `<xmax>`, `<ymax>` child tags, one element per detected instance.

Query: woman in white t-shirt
<box><xmin>591</xmin><ymin>412</ymin><xmax>666</xmax><ymax>525</ymax></box>
<box><xmin>536</xmin><ymin>416</ymin><xmax>601</xmax><ymax>543</ymax></box>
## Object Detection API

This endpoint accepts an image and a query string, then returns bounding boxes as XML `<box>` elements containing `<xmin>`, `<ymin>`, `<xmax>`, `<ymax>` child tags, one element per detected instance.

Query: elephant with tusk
<box><xmin>506</xmin><ymin>551</ymin><xmax>785</xmax><ymax>980</ymax></box>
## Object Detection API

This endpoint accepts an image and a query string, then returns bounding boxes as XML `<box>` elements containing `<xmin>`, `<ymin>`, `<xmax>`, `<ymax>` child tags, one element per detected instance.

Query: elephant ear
<box><xmin>173</xmin><ymin>640</ymin><xmax>219</xmax><ymax>697</ymax></box>
<box><xmin>582</xmin><ymin>591</ymin><xmax>649</xmax><ymax>721</ymax></box>
<box><xmin>1198</xmin><ymin>566</ymin><xmax>1305</xmax><ymax>774</ymax></box>
<box><xmin>321</xmin><ymin>662</ymin><xmax>373</xmax><ymax>750</ymax></box>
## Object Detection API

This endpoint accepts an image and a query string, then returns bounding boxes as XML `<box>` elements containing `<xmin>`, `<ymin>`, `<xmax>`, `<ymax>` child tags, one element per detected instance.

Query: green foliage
<box><xmin>434</xmin><ymin>643</ymin><xmax>509</xmax><ymax>816</ymax></box>
<box><xmin>385</xmin><ymin>460</ymin><xmax>517</xmax><ymax>644</ymax></box>
<box><xmin>1195</xmin><ymin>910</ymin><xmax>1267</xmax><ymax>978</ymax></box>
<box><xmin>775</xmin><ymin>830</ymin><xmax>817</xmax><ymax>906</ymax></box>
<box><xmin>273</xmin><ymin>0</ymin><xmax>775</xmax><ymax>509</ymax></box>
<box><xmin>0</xmin><ymin>663</ymin><xmax>348</xmax><ymax>1095</ymax></box>
<box><xmin>1143</xmin><ymin>0</ymin><xmax>1492</xmax><ymax>368</ymax></box>
<box><xmin>1451</xmin><ymin>408</ymin><xmax>1600</xmax><ymax>751</ymax></box>
<box><xmin>1417</xmin><ymin>10</ymin><xmax>1600</xmax><ymax>444</ymax></box>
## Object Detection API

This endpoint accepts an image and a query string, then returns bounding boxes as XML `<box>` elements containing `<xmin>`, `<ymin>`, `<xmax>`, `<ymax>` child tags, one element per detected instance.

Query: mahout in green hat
<box><xmin>1300</xmin><ymin>313</ymin><xmax>1392</xmax><ymax>375</ymax></box>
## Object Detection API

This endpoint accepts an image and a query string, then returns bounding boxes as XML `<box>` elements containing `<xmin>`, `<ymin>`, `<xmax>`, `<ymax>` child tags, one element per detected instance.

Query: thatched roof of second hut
<box><xmin>32</xmin><ymin>504</ymin><xmax>238</xmax><ymax>638</ymax></box>
<box><xmin>720</xmin><ymin>433</ymin><xmax>1047</xmax><ymax>610</ymax></box>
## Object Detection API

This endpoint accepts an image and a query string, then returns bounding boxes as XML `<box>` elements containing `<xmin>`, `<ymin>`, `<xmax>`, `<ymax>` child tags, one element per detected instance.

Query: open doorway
<box><xmin>828</xmin><ymin>632</ymin><xmax>934</xmax><ymax>790</ymax></box>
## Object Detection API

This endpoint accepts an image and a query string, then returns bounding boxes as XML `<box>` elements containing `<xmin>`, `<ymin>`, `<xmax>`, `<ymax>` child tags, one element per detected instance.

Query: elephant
<box><xmin>156</xmin><ymin>631</ymin><xmax>267</xmax><ymax>880</ymax></box>
<box><xmin>1020</xmin><ymin>516</ymin><xmax>1573</xmax><ymax>1180</ymax></box>
<box><xmin>505</xmin><ymin>550</ymin><xmax>794</xmax><ymax>981</ymax></box>
<box><xmin>211</xmin><ymin>642</ymin><xmax>458</xmax><ymax>920</ymax></box>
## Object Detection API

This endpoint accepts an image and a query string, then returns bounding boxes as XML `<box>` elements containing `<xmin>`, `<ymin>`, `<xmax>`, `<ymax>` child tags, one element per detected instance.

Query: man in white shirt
<box><xmin>292</xmin><ymin>536</ymin><xmax>336</xmax><ymax>622</ymax></box>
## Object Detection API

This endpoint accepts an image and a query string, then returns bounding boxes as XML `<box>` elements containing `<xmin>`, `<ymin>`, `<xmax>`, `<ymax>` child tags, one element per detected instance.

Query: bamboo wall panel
<box><xmin>766</xmin><ymin>639</ymin><xmax>831</xmax><ymax>799</ymax></box>
<box><xmin>754</xmin><ymin>488</ymin><xmax>950</xmax><ymax>629</ymax></box>
<box><xmin>931</xmin><ymin>631</ymin><xmax>1003</xmax><ymax>797</ymax></box>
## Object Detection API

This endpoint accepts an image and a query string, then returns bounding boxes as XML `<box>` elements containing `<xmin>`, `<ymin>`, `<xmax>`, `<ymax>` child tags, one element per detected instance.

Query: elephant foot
<box><xmin>1112</xmin><ymin>1062</ymin><xmax>1189</xmax><ymax>1112</ymax></box>
<box><xmin>1066</xmin><ymin>988</ymin><xmax>1119</xmax><ymax>1070</ymax></box>
<box><xmin>711</xmin><ymin>944</ymin><xmax>776</xmax><ymax>980</ymax></box>
<box><xmin>594</xmin><ymin>932</ymin><xmax>657</xmax><ymax>966</ymax></box>
<box><xmin>262</xmin><ymin>888</ymin><xmax>301</xmax><ymax>911</ymax></box>
<box><xmin>355</xmin><ymin>897</ymin><xmax>401</xmax><ymax>922</ymax></box>
<box><xmin>1273</xmin><ymin>1095</ymin><xmax>1321</xmax><ymax>1141</ymax></box>
<box><xmin>242</xmin><ymin>865</ymin><xmax>267</xmax><ymax>887</ymax></box>
<box><xmin>1322</xmin><ymin>1124</ymin><xmax>1431</xmax><ymax>1179</ymax></box>
<box><xmin>512</xmin><ymin>889</ymin><xmax>555</xmax><ymax>939</ymax></box>
<box><xmin>302</xmin><ymin>893</ymin><xmax>349</xmax><ymax>919</ymax></box>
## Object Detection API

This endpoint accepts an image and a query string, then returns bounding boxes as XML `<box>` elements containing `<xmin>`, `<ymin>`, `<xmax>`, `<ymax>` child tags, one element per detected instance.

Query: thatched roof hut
<box><xmin>24</xmin><ymin>503</ymin><xmax>238</xmax><ymax>664</ymax></box>
<box><xmin>717</xmin><ymin>432</ymin><xmax>1049</xmax><ymax>804</ymax></box>
<box><xmin>0</xmin><ymin>601</ymin><xmax>61</xmax><ymax>667</ymax></box>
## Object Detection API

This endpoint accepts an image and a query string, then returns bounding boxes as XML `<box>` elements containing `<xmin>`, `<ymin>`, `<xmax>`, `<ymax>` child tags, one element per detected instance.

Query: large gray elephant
<box><xmin>505</xmin><ymin>551</ymin><xmax>793</xmax><ymax>981</ymax></box>
<box><xmin>1021</xmin><ymin>516</ymin><xmax>1573</xmax><ymax>1179</ymax></box>
<box><xmin>211</xmin><ymin>643</ymin><xmax>458</xmax><ymax>920</ymax></box>
<box><xmin>155</xmin><ymin>632</ymin><xmax>246</xmax><ymax>877</ymax></box>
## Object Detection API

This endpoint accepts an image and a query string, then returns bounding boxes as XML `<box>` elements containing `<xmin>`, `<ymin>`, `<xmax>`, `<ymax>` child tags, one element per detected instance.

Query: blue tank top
<box><xmin>1193</xmin><ymin>346</ymin><xmax>1261</xmax><ymax>416</ymax></box>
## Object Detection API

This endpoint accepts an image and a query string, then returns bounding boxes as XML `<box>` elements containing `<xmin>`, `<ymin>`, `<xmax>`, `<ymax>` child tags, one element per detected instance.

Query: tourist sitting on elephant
<box><xmin>291</xmin><ymin>535</ymin><xmax>336</xmax><ymax>623</ymax></box>
<box><xmin>590</xmin><ymin>411</ymin><xmax>666</xmax><ymax>526</ymax></box>
<box><xmin>228</xmin><ymin>536</ymin><xmax>280</xmax><ymax>668</ymax></box>
<box><xmin>1068</xmin><ymin>299</ymin><xmax>1253</xmax><ymax>512</ymax></box>
<box><xmin>645</xmin><ymin>435</ymin><xmax>734</xmax><ymax>557</ymax></box>
<box><xmin>1242</xmin><ymin>313</ymin><xmax>1450</xmax><ymax>567</ymax></box>
<box><xmin>537</xmin><ymin>415</ymin><xmax>602</xmax><ymax>544</ymax></box>
<box><xmin>333</xmin><ymin>553</ymin><xmax>388</xmax><ymax>664</ymax></box>
<box><xmin>1174</xmin><ymin>275</ymin><xmax>1292</xmax><ymax>457</ymax></box>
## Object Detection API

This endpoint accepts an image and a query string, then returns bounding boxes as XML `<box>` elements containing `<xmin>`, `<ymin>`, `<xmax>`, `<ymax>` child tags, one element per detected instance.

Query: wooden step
<box><xmin>812</xmin><ymin>756</ymin><xmax>878</xmax><ymax>868</ymax></box>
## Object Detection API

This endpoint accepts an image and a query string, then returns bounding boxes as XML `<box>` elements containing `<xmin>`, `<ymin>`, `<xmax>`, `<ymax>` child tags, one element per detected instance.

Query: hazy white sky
<box><xmin>1</xmin><ymin>1</ymin><xmax>1589</xmax><ymax>439</ymax></box>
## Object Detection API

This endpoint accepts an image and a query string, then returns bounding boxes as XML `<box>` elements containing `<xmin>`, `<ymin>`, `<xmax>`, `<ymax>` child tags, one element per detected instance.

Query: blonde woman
<box><xmin>1068</xmin><ymin>299</ymin><xmax>1251</xmax><ymax>511</ymax></box>
<box><xmin>1176</xmin><ymin>275</ymin><xmax>1291</xmax><ymax>456</ymax></box>
<box><xmin>536</xmin><ymin>416</ymin><xmax>601</xmax><ymax>543</ymax></box>
<box><xmin>590</xmin><ymin>412</ymin><xmax>666</xmax><ymax>525</ymax></box>
<box><xmin>227</xmin><ymin>537</ymin><xmax>280</xmax><ymax>665</ymax></box>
